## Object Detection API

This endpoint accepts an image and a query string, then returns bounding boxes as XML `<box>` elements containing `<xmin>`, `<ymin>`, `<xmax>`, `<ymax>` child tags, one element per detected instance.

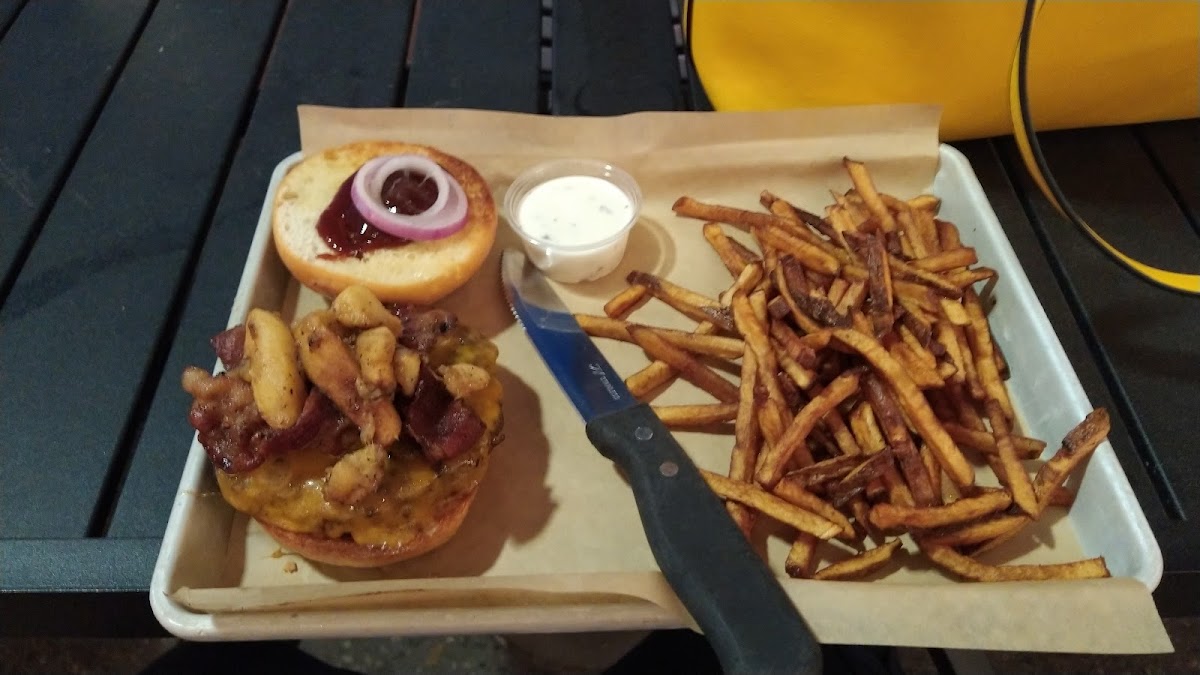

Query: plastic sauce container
<box><xmin>504</xmin><ymin>159</ymin><xmax>642</xmax><ymax>283</ymax></box>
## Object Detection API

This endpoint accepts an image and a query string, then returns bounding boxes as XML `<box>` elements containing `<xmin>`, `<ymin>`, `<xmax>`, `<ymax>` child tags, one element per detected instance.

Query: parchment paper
<box><xmin>172</xmin><ymin>104</ymin><xmax>1170</xmax><ymax>653</ymax></box>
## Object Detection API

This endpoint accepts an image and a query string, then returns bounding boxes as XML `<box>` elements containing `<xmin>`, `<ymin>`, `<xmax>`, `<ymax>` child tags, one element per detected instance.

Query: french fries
<box><xmin>581</xmin><ymin>159</ymin><xmax>1113</xmax><ymax>585</ymax></box>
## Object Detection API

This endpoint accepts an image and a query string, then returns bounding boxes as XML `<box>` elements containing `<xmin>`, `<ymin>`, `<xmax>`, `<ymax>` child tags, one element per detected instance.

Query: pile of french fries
<box><xmin>577</xmin><ymin>158</ymin><xmax>1113</xmax><ymax>583</ymax></box>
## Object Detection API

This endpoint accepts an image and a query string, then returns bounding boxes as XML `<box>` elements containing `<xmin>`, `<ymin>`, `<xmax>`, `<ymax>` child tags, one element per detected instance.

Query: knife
<box><xmin>501</xmin><ymin>249</ymin><xmax>822</xmax><ymax>675</ymax></box>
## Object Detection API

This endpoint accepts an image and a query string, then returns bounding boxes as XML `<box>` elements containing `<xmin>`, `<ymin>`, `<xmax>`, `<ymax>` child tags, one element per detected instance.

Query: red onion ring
<box><xmin>350</xmin><ymin>155</ymin><xmax>469</xmax><ymax>241</ymax></box>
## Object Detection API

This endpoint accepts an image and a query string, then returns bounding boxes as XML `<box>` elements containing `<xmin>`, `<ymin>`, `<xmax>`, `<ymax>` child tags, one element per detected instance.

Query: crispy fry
<box><xmin>870</xmin><ymin>490</ymin><xmax>1012</xmax><ymax>531</ymax></box>
<box><xmin>861</xmin><ymin>374</ymin><xmax>938</xmax><ymax>507</ymax></box>
<box><xmin>879</xmin><ymin>462</ymin><xmax>916</xmax><ymax>508</ymax></box>
<box><xmin>727</xmin><ymin>347</ymin><xmax>762</xmax><ymax>535</ymax></box>
<box><xmin>628</xmin><ymin>326</ymin><xmax>739</xmax><ymax>403</ymax></box>
<box><xmin>831</xmin><ymin>329</ymin><xmax>974</xmax><ymax>487</ymax></box>
<box><xmin>702</xmin><ymin>222</ymin><xmax>754</xmax><ymax>276</ymax></box>
<box><xmin>947</xmin><ymin>267</ymin><xmax>997</xmax><ymax>288</ymax></box>
<box><xmin>861</xmin><ymin>232</ymin><xmax>895</xmax><ymax>336</ymax></box>
<box><xmin>843</xmin><ymin>157</ymin><xmax>897</xmax><ymax>233</ymax></box>
<box><xmin>912</xmin><ymin>207</ymin><xmax>941</xmax><ymax>255</ymax></box>
<box><xmin>653</xmin><ymin>403</ymin><xmax>739</xmax><ymax>428</ymax></box>
<box><xmin>952</xmin><ymin>325</ymin><xmax>985</xmax><ymax>401</ymax></box>
<box><xmin>784</xmin><ymin>454</ymin><xmax>863</xmax><ymax>487</ymax></box>
<box><xmin>889</xmin><ymin>342</ymin><xmax>945</xmax><ymax>389</ymax></box>
<box><xmin>913</xmin><ymin>248</ymin><xmax>978</xmax><ymax>273</ymax></box>
<box><xmin>849</xmin><ymin>401</ymin><xmax>886</xmax><ymax>455</ymax></box>
<box><xmin>625</xmin><ymin>361</ymin><xmax>675</xmax><ymax>399</ymax></box>
<box><xmin>813</xmin><ymin>539</ymin><xmax>903</xmax><ymax>581</ymax></box>
<box><xmin>888</xmin><ymin>255</ymin><xmax>964</xmax><ymax>298</ymax></box>
<box><xmin>920</xmin><ymin>442</ymin><xmax>943</xmax><ymax>506</ymax></box>
<box><xmin>835</xmin><ymin>280</ymin><xmax>868</xmax><ymax>316</ymax></box>
<box><xmin>604</xmin><ymin>284</ymin><xmax>649</xmax><ymax>319</ymax></box>
<box><xmin>719</xmin><ymin>262</ymin><xmax>764</xmax><ymax>307</ymax></box>
<box><xmin>780</xmin><ymin>259</ymin><xmax>852</xmax><ymax>329</ymax></box>
<box><xmin>948</xmin><ymin>382</ymin><xmax>987</xmax><ymax>431</ymax></box>
<box><xmin>937</xmin><ymin>218</ymin><xmax>962</xmax><ymax>250</ymax></box>
<box><xmin>754</xmin><ymin>225</ymin><xmax>841</xmax><ymax>276</ymax></box>
<box><xmin>966</xmin><ymin>515</ymin><xmax>1033</xmax><ymax>557</ymax></box>
<box><xmin>770</xmin><ymin>321</ymin><xmax>819</xmax><ymax>369</ymax></box>
<box><xmin>774</xmin><ymin>476</ymin><xmax>856</xmax><ymax>540</ymax></box>
<box><xmin>756</xmin><ymin>370</ymin><xmax>862</xmax><ymax>488</ymax></box>
<box><xmin>798</xmin><ymin>329</ymin><xmax>834</xmax><ymax>352</ymax></box>
<box><xmin>826</xmin><ymin>204</ymin><xmax>858</xmax><ymax>242</ymax></box>
<box><xmin>1046</xmin><ymin>486</ymin><xmax>1076</xmax><ymax>508</ymax></box>
<box><xmin>907</xmin><ymin>194</ymin><xmax>941</xmax><ymax>214</ymax></box>
<box><xmin>732</xmin><ymin>293</ymin><xmax>789</xmax><ymax>429</ymax></box>
<box><xmin>573</xmin><ymin>313</ymin><xmax>631</xmax><ymax>342</ymax></box>
<box><xmin>785</xmin><ymin>534</ymin><xmax>820</xmax><ymax>579</ymax></box>
<box><xmin>764</xmin><ymin>190</ymin><xmax>846</xmax><ymax>247</ymax></box>
<box><xmin>895</xmin><ymin>203</ymin><xmax>924</xmax><ymax>259</ymax></box>
<box><xmin>984</xmin><ymin>399</ymin><xmax>1038</xmax><ymax>516</ymax></box>
<box><xmin>577</xmin><ymin>315</ymin><xmax>744</xmax><ymax>360</ymax></box>
<box><xmin>826</xmin><ymin>277</ymin><xmax>850</xmax><ymax>307</ymax></box>
<box><xmin>964</xmin><ymin>288</ymin><xmax>1013</xmax><ymax>420</ymax></box>
<box><xmin>922</xmin><ymin>514</ymin><xmax>1032</xmax><ymax>547</ymax></box>
<box><xmin>943</xmin><ymin>422</ymin><xmax>1046</xmax><ymax>458</ymax></box>
<box><xmin>769</xmin><ymin>273</ymin><xmax>825</xmax><ymax>335</ymax></box>
<box><xmin>673</xmin><ymin>196</ymin><xmax>806</xmax><ymax>239</ymax></box>
<box><xmin>824</xmin><ymin>408</ymin><xmax>862</xmax><ymax>456</ymax></box>
<box><xmin>776</xmin><ymin>345</ymin><xmax>817</xmax><ymax>390</ymax></box>
<box><xmin>625</xmin><ymin>321</ymin><xmax>718</xmax><ymax>399</ymax></box>
<box><xmin>921</xmin><ymin>543</ymin><xmax>1110</xmax><ymax>582</ymax></box>
<box><xmin>701</xmin><ymin>470</ymin><xmax>841</xmax><ymax>540</ymax></box>
<box><xmin>1034</xmin><ymin>408</ymin><xmax>1110</xmax><ymax>514</ymax></box>
<box><xmin>627</xmin><ymin>271</ymin><xmax>735</xmax><ymax>331</ymax></box>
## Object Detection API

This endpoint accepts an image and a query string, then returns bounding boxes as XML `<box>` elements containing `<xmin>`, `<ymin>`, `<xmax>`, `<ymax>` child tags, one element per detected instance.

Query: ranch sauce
<box><xmin>515</xmin><ymin>175</ymin><xmax>635</xmax><ymax>282</ymax></box>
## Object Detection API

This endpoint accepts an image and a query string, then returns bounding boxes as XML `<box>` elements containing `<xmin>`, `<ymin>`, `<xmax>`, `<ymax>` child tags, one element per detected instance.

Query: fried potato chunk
<box><xmin>244</xmin><ymin>308</ymin><xmax>307</xmax><ymax>429</ymax></box>
<box><xmin>331</xmin><ymin>284</ymin><xmax>405</xmax><ymax>336</ymax></box>
<box><xmin>294</xmin><ymin>310</ymin><xmax>401</xmax><ymax>446</ymax></box>
<box><xmin>325</xmin><ymin>443</ymin><xmax>387</xmax><ymax>505</ymax></box>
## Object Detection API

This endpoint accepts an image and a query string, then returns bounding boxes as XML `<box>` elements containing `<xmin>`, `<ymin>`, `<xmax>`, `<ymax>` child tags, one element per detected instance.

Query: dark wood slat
<box><xmin>0</xmin><ymin>0</ymin><xmax>152</xmax><ymax>297</ymax></box>
<box><xmin>0</xmin><ymin>538</ymin><xmax>159</xmax><ymax>592</ymax></box>
<box><xmin>404</xmin><ymin>0</ymin><xmax>540</xmax><ymax>112</ymax></box>
<box><xmin>1136</xmin><ymin>118</ymin><xmax>1200</xmax><ymax>227</ymax></box>
<box><xmin>0</xmin><ymin>0</ymin><xmax>283</xmax><ymax>539</ymax></box>
<box><xmin>997</xmin><ymin>130</ymin><xmax>1200</xmax><ymax>569</ymax></box>
<box><xmin>109</xmin><ymin>0</ymin><xmax>416</xmax><ymax>538</ymax></box>
<box><xmin>552</xmin><ymin>0</ymin><xmax>682</xmax><ymax>115</ymax></box>
<box><xmin>0</xmin><ymin>0</ymin><xmax>26</xmax><ymax>36</ymax></box>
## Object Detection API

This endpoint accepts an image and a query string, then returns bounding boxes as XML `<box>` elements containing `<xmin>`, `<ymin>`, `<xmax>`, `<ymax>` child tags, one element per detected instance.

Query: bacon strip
<box><xmin>404</xmin><ymin>367</ymin><xmax>486</xmax><ymax>463</ymax></box>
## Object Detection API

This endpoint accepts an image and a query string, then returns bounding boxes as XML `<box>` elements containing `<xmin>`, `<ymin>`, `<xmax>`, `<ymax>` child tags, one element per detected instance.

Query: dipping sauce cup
<box><xmin>504</xmin><ymin>159</ymin><xmax>642</xmax><ymax>283</ymax></box>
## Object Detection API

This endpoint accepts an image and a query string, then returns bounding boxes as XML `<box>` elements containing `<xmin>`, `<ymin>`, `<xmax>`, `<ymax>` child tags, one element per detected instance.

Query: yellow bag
<box><xmin>686</xmin><ymin>0</ymin><xmax>1200</xmax><ymax>293</ymax></box>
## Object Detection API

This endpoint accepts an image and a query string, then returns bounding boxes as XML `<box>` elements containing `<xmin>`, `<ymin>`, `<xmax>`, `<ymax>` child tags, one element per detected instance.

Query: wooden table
<box><xmin>1</xmin><ymin>0</ymin><xmax>1196</xmax><ymax>639</ymax></box>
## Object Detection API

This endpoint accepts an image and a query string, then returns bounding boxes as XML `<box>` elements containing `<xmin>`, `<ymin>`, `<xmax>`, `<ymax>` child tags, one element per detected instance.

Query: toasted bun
<box><xmin>256</xmin><ymin>486</ymin><xmax>477</xmax><ymax>568</ymax></box>
<box><xmin>273</xmin><ymin>141</ymin><xmax>497</xmax><ymax>305</ymax></box>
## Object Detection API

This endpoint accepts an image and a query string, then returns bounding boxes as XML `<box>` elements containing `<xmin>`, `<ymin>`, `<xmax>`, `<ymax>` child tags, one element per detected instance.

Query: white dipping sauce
<box><xmin>517</xmin><ymin>176</ymin><xmax>633</xmax><ymax>245</ymax></box>
<box><xmin>514</xmin><ymin>175</ymin><xmax>636</xmax><ymax>283</ymax></box>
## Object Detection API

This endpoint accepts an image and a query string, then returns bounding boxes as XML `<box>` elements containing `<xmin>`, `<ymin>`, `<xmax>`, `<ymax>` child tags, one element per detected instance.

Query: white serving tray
<box><xmin>150</xmin><ymin>145</ymin><xmax>1163</xmax><ymax>646</ymax></box>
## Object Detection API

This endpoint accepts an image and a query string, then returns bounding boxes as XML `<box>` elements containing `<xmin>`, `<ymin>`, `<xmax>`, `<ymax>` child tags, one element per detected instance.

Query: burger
<box><xmin>180</xmin><ymin>141</ymin><xmax>503</xmax><ymax>567</ymax></box>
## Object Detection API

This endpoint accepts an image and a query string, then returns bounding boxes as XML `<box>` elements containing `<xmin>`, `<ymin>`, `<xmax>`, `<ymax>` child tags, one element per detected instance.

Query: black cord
<box><xmin>1017</xmin><ymin>0</ymin><xmax>1097</xmax><ymax>234</ymax></box>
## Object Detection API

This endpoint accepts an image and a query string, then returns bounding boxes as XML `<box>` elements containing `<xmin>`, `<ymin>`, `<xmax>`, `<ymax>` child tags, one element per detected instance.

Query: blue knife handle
<box><xmin>585</xmin><ymin>403</ymin><xmax>822</xmax><ymax>675</ymax></box>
